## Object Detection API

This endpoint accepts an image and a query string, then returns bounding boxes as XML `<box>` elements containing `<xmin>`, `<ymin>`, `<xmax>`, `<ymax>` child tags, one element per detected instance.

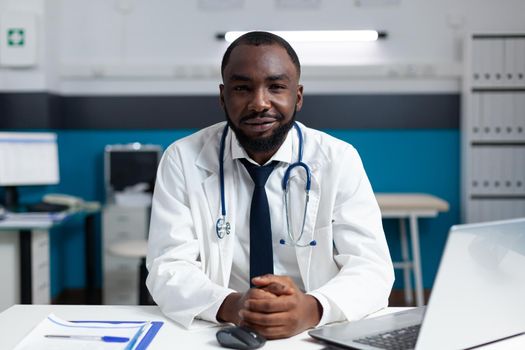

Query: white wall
<box><xmin>1</xmin><ymin>0</ymin><xmax>524</xmax><ymax>94</ymax></box>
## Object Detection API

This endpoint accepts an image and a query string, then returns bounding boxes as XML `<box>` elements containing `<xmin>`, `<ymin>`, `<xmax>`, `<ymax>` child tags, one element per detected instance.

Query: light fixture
<box><xmin>216</xmin><ymin>30</ymin><xmax>387</xmax><ymax>43</ymax></box>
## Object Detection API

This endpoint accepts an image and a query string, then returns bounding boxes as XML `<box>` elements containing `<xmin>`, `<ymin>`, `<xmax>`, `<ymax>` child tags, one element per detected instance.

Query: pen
<box><xmin>45</xmin><ymin>334</ymin><xmax>130</xmax><ymax>343</ymax></box>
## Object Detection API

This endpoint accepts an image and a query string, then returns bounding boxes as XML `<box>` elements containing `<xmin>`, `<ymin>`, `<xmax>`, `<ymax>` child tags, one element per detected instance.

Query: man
<box><xmin>146</xmin><ymin>31</ymin><xmax>394</xmax><ymax>339</ymax></box>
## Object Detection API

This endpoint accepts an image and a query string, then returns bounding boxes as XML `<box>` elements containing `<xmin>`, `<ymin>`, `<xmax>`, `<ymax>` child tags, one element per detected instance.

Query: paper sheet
<box><xmin>14</xmin><ymin>314</ymin><xmax>150</xmax><ymax>350</ymax></box>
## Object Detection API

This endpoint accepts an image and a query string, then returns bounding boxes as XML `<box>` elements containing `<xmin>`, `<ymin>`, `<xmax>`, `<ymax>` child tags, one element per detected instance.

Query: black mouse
<box><xmin>216</xmin><ymin>326</ymin><xmax>266</xmax><ymax>349</ymax></box>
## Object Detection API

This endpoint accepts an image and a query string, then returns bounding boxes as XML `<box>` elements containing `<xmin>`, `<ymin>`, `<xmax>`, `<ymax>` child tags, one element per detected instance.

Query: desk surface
<box><xmin>1</xmin><ymin>305</ymin><xmax>523</xmax><ymax>350</ymax></box>
<box><xmin>0</xmin><ymin>207</ymin><xmax>100</xmax><ymax>231</ymax></box>
<box><xmin>376</xmin><ymin>193</ymin><xmax>449</xmax><ymax>213</ymax></box>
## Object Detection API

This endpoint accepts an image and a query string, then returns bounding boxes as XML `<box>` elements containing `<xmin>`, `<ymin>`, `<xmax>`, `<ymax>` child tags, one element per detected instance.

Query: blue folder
<box><xmin>71</xmin><ymin>320</ymin><xmax>164</xmax><ymax>350</ymax></box>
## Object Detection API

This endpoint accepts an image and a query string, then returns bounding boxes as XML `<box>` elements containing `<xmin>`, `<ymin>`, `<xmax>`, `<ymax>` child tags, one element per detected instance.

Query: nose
<box><xmin>248</xmin><ymin>88</ymin><xmax>271</xmax><ymax>113</ymax></box>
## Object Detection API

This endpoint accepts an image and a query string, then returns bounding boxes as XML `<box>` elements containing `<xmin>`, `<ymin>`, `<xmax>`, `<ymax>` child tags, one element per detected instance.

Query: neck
<box><xmin>247</xmin><ymin>149</ymin><xmax>277</xmax><ymax>165</ymax></box>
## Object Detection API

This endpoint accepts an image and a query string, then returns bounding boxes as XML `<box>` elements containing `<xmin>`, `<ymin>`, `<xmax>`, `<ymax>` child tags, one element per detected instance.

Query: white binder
<box><xmin>516</xmin><ymin>92</ymin><xmax>525</xmax><ymax>141</ymax></box>
<box><xmin>516</xmin><ymin>39</ymin><xmax>525</xmax><ymax>88</ymax></box>
<box><xmin>516</xmin><ymin>146</ymin><xmax>525</xmax><ymax>194</ymax></box>
<box><xmin>471</xmin><ymin>93</ymin><xmax>481</xmax><ymax>140</ymax></box>
<box><xmin>471</xmin><ymin>39</ymin><xmax>484</xmax><ymax>88</ymax></box>
<box><xmin>479</xmin><ymin>39</ymin><xmax>492</xmax><ymax>88</ymax></box>
<box><xmin>488</xmin><ymin>39</ymin><xmax>505</xmax><ymax>87</ymax></box>
<box><xmin>480</xmin><ymin>93</ymin><xmax>490</xmax><ymax>141</ymax></box>
<box><xmin>504</xmin><ymin>39</ymin><xmax>518</xmax><ymax>87</ymax></box>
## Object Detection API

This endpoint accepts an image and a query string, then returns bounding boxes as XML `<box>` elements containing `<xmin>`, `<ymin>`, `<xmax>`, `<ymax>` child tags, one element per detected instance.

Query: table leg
<box><xmin>85</xmin><ymin>214</ymin><xmax>96</xmax><ymax>304</ymax></box>
<box><xmin>139</xmin><ymin>258</ymin><xmax>149</xmax><ymax>305</ymax></box>
<box><xmin>19</xmin><ymin>230</ymin><xmax>32</xmax><ymax>304</ymax></box>
<box><xmin>399</xmin><ymin>218</ymin><xmax>413</xmax><ymax>305</ymax></box>
<box><xmin>409</xmin><ymin>214</ymin><xmax>424</xmax><ymax>306</ymax></box>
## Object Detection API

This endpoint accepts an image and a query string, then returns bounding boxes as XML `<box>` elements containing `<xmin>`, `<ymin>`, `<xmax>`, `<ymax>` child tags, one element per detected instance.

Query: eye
<box><xmin>232</xmin><ymin>85</ymin><xmax>249</xmax><ymax>92</ymax></box>
<box><xmin>269</xmin><ymin>84</ymin><xmax>286</xmax><ymax>91</ymax></box>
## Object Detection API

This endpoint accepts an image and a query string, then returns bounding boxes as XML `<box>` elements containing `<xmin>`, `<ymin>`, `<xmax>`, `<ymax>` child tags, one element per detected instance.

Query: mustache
<box><xmin>239</xmin><ymin>112</ymin><xmax>284</xmax><ymax>123</ymax></box>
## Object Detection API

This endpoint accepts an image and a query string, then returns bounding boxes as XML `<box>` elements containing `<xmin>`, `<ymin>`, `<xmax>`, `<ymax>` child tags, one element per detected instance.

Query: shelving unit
<box><xmin>462</xmin><ymin>33</ymin><xmax>525</xmax><ymax>223</ymax></box>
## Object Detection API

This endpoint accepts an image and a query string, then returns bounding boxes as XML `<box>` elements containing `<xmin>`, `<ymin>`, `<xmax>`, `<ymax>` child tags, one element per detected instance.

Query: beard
<box><xmin>224</xmin><ymin>107</ymin><xmax>296</xmax><ymax>154</ymax></box>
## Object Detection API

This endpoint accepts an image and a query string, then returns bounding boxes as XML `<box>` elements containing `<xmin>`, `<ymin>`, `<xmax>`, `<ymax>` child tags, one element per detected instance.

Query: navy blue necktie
<box><xmin>240</xmin><ymin>159</ymin><xmax>277</xmax><ymax>287</ymax></box>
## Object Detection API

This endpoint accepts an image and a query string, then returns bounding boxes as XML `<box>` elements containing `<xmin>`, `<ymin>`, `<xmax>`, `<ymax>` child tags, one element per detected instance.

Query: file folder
<box><xmin>14</xmin><ymin>314</ymin><xmax>164</xmax><ymax>350</ymax></box>
<box><xmin>71</xmin><ymin>320</ymin><xmax>164</xmax><ymax>350</ymax></box>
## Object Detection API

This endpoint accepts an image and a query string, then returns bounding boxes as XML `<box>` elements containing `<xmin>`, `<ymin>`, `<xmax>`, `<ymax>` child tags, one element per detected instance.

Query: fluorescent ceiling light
<box><xmin>219</xmin><ymin>30</ymin><xmax>386</xmax><ymax>43</ymax></box>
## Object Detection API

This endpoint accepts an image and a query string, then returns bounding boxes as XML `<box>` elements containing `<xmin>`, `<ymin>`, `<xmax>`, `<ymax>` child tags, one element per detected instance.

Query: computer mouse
<box><xmin>216</xmin><ymin>326</ymin><xmax>266</xmax><ymax>349</ymax></box>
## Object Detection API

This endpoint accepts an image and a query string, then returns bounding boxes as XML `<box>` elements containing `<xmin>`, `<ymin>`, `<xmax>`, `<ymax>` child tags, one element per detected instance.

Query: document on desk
<box><xmin>14</xmin><ymin>314</ymin><xmax>163</xmax><ymax>350</ymax></box>
<box><xmin>0</xmin><ymin>212</ymin><xmax>69</xmax><ymax>228</ymax></box>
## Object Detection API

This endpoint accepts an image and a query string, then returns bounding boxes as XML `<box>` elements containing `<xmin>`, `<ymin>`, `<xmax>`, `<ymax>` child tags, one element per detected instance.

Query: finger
<box><xmin>261</xmin><ymin>282</ymin><xmax>294</xmax><ymax>296</ymax></box>
<box><xmin>239</xmin><ymin>319</ymin><xmax>297</xmax><ymax>340</ymax></box>
<box><xmin>239</xmin><ymin>309</ymin><xmax>291</xmax><ymax>328</ymax></box>
<box><xmin>245</xmin><ymin>287</ymin><xmax>277</xmax><ymax>300</ymax></box>
<box><xmin>245</xmin><ymin>295</ymin><xmax>297</xmax><ymax>313</ymax></box>
<box><xmin>251</xmin><ymin>275</ymin><xmax>295</xmax><ymax>289</ymax></box>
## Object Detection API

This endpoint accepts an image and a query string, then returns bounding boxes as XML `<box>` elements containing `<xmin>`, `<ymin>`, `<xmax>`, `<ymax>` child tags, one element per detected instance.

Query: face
<box><xmin>220</xmin><ymin>44</ymin><xmax>303</xmax><ymax>160</ymax></box>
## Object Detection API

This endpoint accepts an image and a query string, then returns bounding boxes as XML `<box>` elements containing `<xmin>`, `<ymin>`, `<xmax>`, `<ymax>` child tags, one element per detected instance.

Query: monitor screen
<box><xmin>0</xmin><ymin>132</ymin><xmax>60</xmax><ymax>186</ymax></box>
<box><xmin>105</xmin><ymin>145</ymin><xmax>162</xmax><ymax>194</ymax></box>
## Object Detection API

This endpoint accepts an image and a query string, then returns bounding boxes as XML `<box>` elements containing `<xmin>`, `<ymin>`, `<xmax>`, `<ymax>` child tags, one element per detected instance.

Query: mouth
<box><xmin>242</xmin><ymin>117</ymin><xmax>278</xmax><ymax>133</ymax></box>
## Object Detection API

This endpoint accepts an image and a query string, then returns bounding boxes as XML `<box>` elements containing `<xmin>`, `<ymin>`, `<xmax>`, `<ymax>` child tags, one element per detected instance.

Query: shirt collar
<box><xmin>230</xmin><ymin>127</ymin><xmax>294</xmax><ymax>166</ymax></box>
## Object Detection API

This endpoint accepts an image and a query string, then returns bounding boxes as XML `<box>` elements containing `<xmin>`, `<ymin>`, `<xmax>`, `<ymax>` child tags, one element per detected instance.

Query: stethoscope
<box><xmin>215</xmin><ymin>122</ymin><xmax>317</xmax><ymax>247</ymax></box>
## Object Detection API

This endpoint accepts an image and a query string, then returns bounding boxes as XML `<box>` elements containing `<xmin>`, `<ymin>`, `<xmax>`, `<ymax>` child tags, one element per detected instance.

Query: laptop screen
<box><xmin>417</xmin><ymin>218</ymin><xmax>525</xmax><ymax>349</ymax></box>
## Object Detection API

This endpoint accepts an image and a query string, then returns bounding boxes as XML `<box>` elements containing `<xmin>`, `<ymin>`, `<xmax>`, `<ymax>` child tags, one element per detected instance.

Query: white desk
<box><xmin>376</xmin><ymin>193</ymin><xmax>449</xmax><ymax>307</ymax></box>
<box><xmin>1</xmin><ymin>305</ymin><xmax>523</xmax><ymax>350</ymax></box>
<box><xmin>0</xmin><ymin>209</ymin><xmax>99</xmax><ymax>309</ymax></box>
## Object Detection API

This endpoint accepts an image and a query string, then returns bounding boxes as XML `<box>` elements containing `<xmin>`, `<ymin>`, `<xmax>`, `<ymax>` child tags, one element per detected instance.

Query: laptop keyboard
<box><xmin>354</xmin><ymin>324</ymin><xmax>421</xmax><ymax>350</ymax></box>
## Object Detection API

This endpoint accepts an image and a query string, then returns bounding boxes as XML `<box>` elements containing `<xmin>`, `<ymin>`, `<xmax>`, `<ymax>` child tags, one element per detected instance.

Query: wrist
<box><xmin>305</xmin><ymin>295</ymin><xmax>323</xmax><ymax>328</ymax></box>
<box><xmin>217</xmin><ymin>292</ymin><xmax>242</xmax><ymax>324</ymax></box>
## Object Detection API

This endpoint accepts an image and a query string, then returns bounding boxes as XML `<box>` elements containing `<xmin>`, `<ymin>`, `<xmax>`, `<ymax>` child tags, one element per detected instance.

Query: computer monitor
<box><xmin>104</xmin><ymin>143</ymin><xmax>162</xmax><ymax>202</ymax></box>
<box><xmin>0</xmin><ymin>132</ymin><xmax>60</xmax><ymax>208</ymax></box>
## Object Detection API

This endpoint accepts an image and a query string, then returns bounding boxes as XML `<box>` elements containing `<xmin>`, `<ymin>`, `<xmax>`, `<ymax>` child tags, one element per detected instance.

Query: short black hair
<box><xmin>221</xmin><ymin>31</ymin><xmax>301</xmax><ymax>79</ymax></box>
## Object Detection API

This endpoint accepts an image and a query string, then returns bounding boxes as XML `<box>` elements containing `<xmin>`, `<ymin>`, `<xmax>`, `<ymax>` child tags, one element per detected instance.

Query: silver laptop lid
<box><xmin>416</xmin><ymin>218</ymin><xmax>525</xmax><ymax>350</ymax></box>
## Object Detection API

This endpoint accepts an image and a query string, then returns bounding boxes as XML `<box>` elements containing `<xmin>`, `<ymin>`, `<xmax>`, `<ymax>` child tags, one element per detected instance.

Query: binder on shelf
<box><xmin>504</xmin><ymin>39</ymin><xmax>518</xmax><ymax>87</ymax></box>
<box><xmin>490</xmin><ymin>93</ymin><xmax>502</xmax><ymax>140</ymax></box>
<box><xmin>507</xmin><ymin>93</ymin><xmax>516</xmax><ymax>141</ymax></box>
<box><xmin>516</xmin><ymin>92</ymin><xmax>525</xmax><ymax>141</ymax></box>
<box><xmin>471</xmin><ymin>93</ymin><xmax>481</xmax><ymax>140</ymax></box>
<box><xmin>479</xmin><ymin>39</ymin><xmax>492</xmax><ymax>88</ymax></box>
<box><xmin>501</xmin><ymin>93</ymin><xmax>511</xmax><ymax>141</ymax></box>
<box><xmin>471</xmin><ymin>147</ymin><xmax>484</xmax><ymax>195</ymax></box>
<box><xmin>502</xmin><ymin>147</ymin><xmax>512</xmax><ymax>195</ymax></box>
<box><xmin>497</xmin><ymin>93</ymin><xmax>513</xmax><ymax>141</ymax></box>
<box><xmin>489</xmin><ymin>39</ymin><xmax>505</xmax><ymax>88</ymax></box>
<box><xmin>517</xmin><ymin>38</ymin><xmax>525</xmax><ymax>87</ymax></box>
<box><xmin>513</xmin><ymin>147</ymin><xmax>525</xmax><ymax>195</ymax></box>
<box><xmin>471</xmin><ymin>39</ymin><xmax>484</xmax><ymax>88</ymax></box>
<box><xmin>480</xmin><ymin>93</ymin><xmax>491</xmax><ymax>141</ymax></box>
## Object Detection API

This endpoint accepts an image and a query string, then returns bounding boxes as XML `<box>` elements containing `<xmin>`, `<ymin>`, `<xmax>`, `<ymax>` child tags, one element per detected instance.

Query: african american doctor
<box><xmin>146</xmin><ymin>31</ymin><xmax>394</xmax><ymax>339</ymax></box>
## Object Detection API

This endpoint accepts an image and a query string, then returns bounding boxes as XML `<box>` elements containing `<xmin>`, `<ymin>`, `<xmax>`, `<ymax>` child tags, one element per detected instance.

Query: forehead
<box><xmin>223</xmin><ymin>44</ymin><xmax>298</xmax><ymax>81</ymax></box>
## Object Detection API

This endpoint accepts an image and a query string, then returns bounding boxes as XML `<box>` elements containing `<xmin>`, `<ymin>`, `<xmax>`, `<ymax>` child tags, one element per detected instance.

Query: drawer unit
<box><xmin>102</xmin><ymin>205</ymin><xmax>149</xmax><ymax>305</ymax></box>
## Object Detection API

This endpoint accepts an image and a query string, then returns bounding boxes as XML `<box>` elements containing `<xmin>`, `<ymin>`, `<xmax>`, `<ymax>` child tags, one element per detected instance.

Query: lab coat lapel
<box><xmin>293</xmin><ymin>161</ymin><xmax>321</xmax><ymax>291</ymax></box>
<box><xmin>197</xmin><ymin>126</ymin><xmax>236</xmax><ymax>287</ymax></box>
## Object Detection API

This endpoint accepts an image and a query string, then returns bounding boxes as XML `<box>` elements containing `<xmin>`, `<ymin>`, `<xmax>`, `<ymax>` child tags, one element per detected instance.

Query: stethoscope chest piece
<box><xmin>216</xmin><ymin>216</ymin><xmax>231</xmax><ymax>239</ymax></box>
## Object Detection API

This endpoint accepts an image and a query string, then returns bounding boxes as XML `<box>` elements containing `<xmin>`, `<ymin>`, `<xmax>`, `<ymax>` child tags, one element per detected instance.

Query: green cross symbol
<box><xmin>7</xmin><ymin>28</ymin><xmax>25</xmax><ymax>47</ymax></box>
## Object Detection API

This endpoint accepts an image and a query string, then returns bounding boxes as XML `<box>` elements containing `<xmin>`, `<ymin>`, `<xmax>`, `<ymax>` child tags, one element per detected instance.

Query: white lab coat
<box><xmin>146</xmin><ymin>121</ymin><xmax>394</xmax><ymax>328</ymax></box>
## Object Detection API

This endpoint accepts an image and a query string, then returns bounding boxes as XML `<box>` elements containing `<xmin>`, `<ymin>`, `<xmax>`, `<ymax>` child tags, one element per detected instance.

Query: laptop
<box><xmin>309</xmin><ymin>218</ymin><xmax>525</xmax><ymax>350</ymax></box>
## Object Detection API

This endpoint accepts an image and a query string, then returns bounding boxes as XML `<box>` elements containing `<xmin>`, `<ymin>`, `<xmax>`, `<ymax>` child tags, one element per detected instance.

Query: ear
<box><xmin>219</xmin><ymin>84</ymin><xmax>225</xmax><ymax>108</ymax></box>
<box><xmin>295</xmin><ymin>84</ymin><xmax>304</xmax><ymax>112</ymax></box>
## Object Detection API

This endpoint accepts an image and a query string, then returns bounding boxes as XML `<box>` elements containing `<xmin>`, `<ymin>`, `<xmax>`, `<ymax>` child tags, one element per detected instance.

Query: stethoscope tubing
<box><xmin>216</xmin><ymin>122</ymin><xmax>315</xmax><ymax>246</ymax></box>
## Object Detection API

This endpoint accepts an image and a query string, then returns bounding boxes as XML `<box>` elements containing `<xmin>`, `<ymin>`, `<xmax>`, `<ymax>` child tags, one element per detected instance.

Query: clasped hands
<box><xmin>217</xmin><ymin>274</ymin><xmax>322</xmax><ymax>339</ymax></box>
